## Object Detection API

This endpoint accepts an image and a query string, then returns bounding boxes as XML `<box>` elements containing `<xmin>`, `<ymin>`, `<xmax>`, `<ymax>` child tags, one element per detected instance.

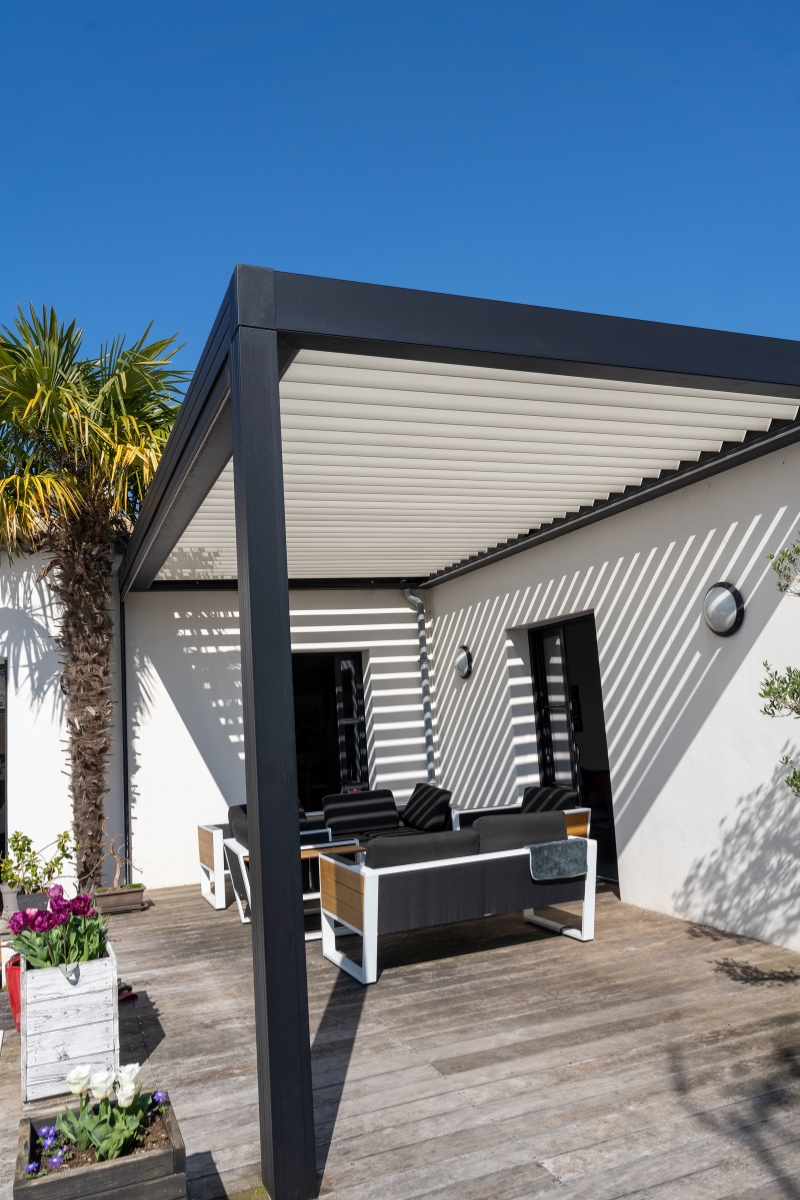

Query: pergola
<box><xmin>119</xmin><ymin>266</ymin><xmax>800</xmax><ymax>1199</ymax></box>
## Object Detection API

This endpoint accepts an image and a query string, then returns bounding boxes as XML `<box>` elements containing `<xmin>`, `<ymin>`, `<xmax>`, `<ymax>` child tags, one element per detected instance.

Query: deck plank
<box><xmin>2</xmin><ymin>884</ymin><xmax>800</xmax><ymax>1199</ymax></box>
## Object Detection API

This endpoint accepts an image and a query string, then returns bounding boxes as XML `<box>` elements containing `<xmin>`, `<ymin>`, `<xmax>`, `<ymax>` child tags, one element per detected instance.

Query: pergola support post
<box><xmin>230</xmin><ymin>324</ymin><xmax>317</xmax><ymax>1200</ymax></box>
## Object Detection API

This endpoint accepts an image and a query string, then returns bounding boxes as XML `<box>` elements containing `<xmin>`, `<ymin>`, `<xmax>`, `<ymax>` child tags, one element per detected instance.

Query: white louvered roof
<box><xmin>156</xmin><ymin>349</ymin><xmax>799</xmax><ymax>581</ymax></box>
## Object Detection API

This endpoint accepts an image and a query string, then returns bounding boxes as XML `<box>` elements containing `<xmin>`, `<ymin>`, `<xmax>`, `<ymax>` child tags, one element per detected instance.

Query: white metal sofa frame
<box><xmin>198</xmin><ymin>823</ymin><xmax>231</xmax><ymax>910</ymax></box>
<box><xmin>319</xmin><ymin>836</ymin><xmax>597</xmax><ymax>985</ymax></box>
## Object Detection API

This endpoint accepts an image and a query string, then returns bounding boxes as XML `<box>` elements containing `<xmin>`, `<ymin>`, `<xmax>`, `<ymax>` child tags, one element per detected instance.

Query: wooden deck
<box><xmin>3</xmin><ymin>884</ymin><xmax>800</xmax><ymax>1199</ymax></box>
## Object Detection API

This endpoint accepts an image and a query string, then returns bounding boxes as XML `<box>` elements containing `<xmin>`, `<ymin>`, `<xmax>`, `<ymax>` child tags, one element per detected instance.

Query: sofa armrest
<box><xmin>299</xmin><ymin>827</ymin><xmax>332</xmax><ymax>845</ymax></box>
<box><xmin>564</xmin><ymin>808</ymin><xmax>592</xmax><ymax>837</ymax></box>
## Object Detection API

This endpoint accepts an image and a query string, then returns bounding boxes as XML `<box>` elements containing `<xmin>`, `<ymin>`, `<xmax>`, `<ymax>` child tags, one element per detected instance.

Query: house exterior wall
<box><xmin>124</xmin><ymin>590</ymin><xmax>243</xmax><ymax>892</ymax></box>
<box><xmin>124</xmin><ymin>587</ymin><xmax>426</xmax><ymax>889</ymax></box>
<box><xmin>0</xmin><ymin>552</ymin><xmax>124</xmax><ymax>888</ymax></box>
<box><xmin>428</xmin><ymin>441</ymin><xmax>800</xmax><ymax>953</ymax></box>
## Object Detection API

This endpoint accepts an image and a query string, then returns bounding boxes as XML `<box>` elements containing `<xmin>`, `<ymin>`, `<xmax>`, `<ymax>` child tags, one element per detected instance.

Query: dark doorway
<box><xmin>529</xmin><ymin>616</ymin><xmax>618</xmax><ymax>881</ymax></box>
<box><xmin>333</xmin><ymin>654</ymin><xmax>370</xmax><ymax>792</ymax></box>
<box><xmin>291</xmin><ymin>652</ymin><xmax>369</xmax><ymax>810</ymax></box>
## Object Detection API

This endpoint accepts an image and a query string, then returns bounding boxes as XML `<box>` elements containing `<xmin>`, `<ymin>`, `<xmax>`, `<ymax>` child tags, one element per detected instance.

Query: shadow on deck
<box><xmin>2</xmin><ymin>885</ymin><xmax>800</xmax><ymax>1199</ymax></box>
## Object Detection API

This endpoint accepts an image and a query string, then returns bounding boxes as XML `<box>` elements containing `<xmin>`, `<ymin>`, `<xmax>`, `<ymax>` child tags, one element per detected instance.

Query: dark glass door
<box><xmin>530</xmin><ymin>627</ymin><xmax>577</xmax><ymax>787</ymax></box>
<box><xmin>529</xmin><ymin>617</ymin><xmax>618</xmax><ymax>880</ymax></box>
<box><xmin>334</xmin><ymin>654</ymin><xmax>369</xmax><ymax>792</ymax></box>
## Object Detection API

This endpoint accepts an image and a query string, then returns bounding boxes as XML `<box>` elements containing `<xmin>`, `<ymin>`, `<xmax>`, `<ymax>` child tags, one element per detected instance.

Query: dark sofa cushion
<box><xmin>401</xmin><ymin>783</ymin><xmax>454</xmax><ymax>832</ymax></box>
<box><xmin>228</xmin><ymin>805</ymin><xmax>249</xmax><ymax>850</ymax></box>
<box><xmin>474</xmin><ymin>811</ymin><xmax>567</xmax><ymax>854</ymax></box>
<box><xmin>323</xmin><ymin>789</ymin><xmax>399</xmax><ymax>837</ymax></box>
<box><xmin>365</xmin><ymin>829</ymin><xmax>480</xmax><ymax>869</ymax></box>
<box><xmin>230</xmin><ymin>803</ymin><xmax>323</xmax><ymax>847</ymax></box>
<box><xmin>363</xmin><ymin>826</ymin><xmax>427</xmax><ymax>841</ymax></box>
<box><xmin>521</xmin><ymin>785</ymin><xmax>579</xmax><ymax>812</ymax></box>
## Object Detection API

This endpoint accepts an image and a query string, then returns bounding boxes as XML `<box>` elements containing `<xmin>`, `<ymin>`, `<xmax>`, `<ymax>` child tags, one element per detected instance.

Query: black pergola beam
<box><xmin>230</xmin><ymin>323</ymin><xmax>317</xmax><ymax>1199</ymax></box>
<box><xmin>269</xmin><ymin>268</ymin><xmax>800</xmax><ymax>392</ymax></box>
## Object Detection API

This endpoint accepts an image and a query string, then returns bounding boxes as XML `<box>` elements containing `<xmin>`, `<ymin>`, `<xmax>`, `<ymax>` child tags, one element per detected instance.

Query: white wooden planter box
<box><xmin>20</xmin><ymin>944</ymin><xmax>119</xmax><ymax>1102</ymax></box>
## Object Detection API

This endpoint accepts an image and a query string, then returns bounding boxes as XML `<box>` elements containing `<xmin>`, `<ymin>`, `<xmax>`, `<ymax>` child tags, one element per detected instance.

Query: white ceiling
<box><xmin>155</xmin><ymin>349</ymin><xmax>799</xmax><ymax>581</ymax></box>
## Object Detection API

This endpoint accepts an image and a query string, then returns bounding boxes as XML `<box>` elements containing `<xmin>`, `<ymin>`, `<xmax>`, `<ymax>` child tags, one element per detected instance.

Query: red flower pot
<box><xmin>6</xmin><ymin>954</ymin><xmax>21</xmax><ymax>1032</ymax></box>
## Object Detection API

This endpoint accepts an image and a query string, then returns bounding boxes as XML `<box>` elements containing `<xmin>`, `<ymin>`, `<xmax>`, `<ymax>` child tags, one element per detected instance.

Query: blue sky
<box><xmin>3</xmin><ymin>1</ymin><xmax>800</xmax><ymax>370</ymax></box>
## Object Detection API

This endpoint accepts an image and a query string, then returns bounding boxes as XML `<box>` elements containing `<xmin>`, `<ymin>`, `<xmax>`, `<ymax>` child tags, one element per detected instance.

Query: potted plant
<box><xmin>94</xmin><ymin>822</ymin><xmax>147</xmax><ymax>916</ymax></box>
<box><xmin>1</xmin><ymin>832</ymin><xmax>75</xmax><ymax>918</ymax></box>
<box><xmin>13</xmin><ymin>1064</ymin><xmax>185</xmax><ymax>1198</ymax></box>
<box><xmin>7</xmin><ymin>886</ymin><xmax>119</xmax><ymax>1102</ymax></box>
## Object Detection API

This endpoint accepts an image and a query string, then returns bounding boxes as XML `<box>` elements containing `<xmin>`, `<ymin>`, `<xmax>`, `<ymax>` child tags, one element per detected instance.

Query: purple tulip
<box><xmin>70</xmin><ymin>894</ymin><xmax>93</xmax><ymax>917</ymax></box>
<box><xmin>48</xmin><ymin>884</ymin><xmax>64</xmax><ymax>902</ymax></box>
<box><xmin>8</xmin><ymin>911</ymin><xmax>27</xmax><ymax>935</ymax></box>
<box><xmin>49</xmin><ymin>900</ymin><xmax>71</xmax><ymax>926</ymax></box>
<box><xmin>28</xmin><ymin>909</ymin><xmax>55</xmax><ymax>933</ymax></box>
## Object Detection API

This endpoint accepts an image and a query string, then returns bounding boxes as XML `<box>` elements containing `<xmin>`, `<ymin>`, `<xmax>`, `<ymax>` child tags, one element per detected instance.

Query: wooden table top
<box><xmin>300</xmin><ymin>844</ymin><xmax>365</xmax><ymax>861</ymax></box>
<box><xmin>243</xmin><ymin>844</ymin><xmax>365</xmax><ymax>865</ymax></box>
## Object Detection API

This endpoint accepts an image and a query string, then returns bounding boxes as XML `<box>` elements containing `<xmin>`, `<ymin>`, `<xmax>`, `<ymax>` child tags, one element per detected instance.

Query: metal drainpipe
<box><xmin>403</xmin><ymin>587</ymin><xmax>436</xmax><ymax>784</ymax></box>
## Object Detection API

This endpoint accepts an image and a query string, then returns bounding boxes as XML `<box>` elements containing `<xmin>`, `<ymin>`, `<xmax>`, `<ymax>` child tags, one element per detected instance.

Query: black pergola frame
<box><xmin>118</xmin><ymin>265</ymin><xmax>800</xmax><ymax>1200</ymax></box>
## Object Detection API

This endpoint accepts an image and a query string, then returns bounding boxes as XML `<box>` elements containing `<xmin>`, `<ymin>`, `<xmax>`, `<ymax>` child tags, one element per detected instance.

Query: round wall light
<box><xmin>454</xmin><ymin>645</ymin><xmax>473</xmax><ymax>678</ymax></box>
<box><xmin>703</xmin><ymin>582</ymin><xmax>744</xmax><ymax>637</ymax></box>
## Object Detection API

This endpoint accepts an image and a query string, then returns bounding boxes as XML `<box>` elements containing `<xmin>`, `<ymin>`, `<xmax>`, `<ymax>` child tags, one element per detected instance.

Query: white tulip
<box><xmin>115</xmin><ymin>1081</ymin><xmax>137</xmax><ymax>1109</ymax></box>
<box><xmin>116</xmin><ymin>1063</ymin><xmax>141</xmax><ymax>1091</ymax></box>
<box><xmin>65</xmin><ymin>1065</ymin><xmax>93</xmax><ymax>1096</ymax></box>
<box><xmin>89</xmin><ymin>1068</ymin><xmax>116</xmax><ymax>1101</ymax></box>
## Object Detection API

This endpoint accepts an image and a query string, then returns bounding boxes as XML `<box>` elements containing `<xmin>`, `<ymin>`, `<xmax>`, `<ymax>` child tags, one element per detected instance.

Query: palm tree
<box><xmin>0</xmin><ymin>305</ymin><xmax>187</xmax><ymax>888</ymax></box>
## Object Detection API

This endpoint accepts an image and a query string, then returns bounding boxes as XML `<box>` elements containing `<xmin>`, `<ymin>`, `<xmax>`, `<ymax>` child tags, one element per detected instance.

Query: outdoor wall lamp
<box><xmin>703</xmin><ymin>582</ymin><xmax>744</xmax><ymax>636</ymax></box>
<box><xmin>454</xmin><ymin>645</ymin><xmax>473</xmax><ymax>678</ymax></box>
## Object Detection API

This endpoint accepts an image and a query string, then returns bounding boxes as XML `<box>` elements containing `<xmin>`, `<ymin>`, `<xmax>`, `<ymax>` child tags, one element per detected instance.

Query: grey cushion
<box><xmin>521</xmin><ymin>785</ymin><xmax>579</xmax><ymax>812</ymax></box>
<box><xmin>323</xmin><ymin>790</ymin><xmax>399</xmax><ymax>837</ymax></box>
<box><xmin>365</xmin><ymin>829</ymin><xmax>479</xmax><ymax>869</ymax></box>
<box><xmin>228</xmin><ymin>805</ymin><xmax>249</xmax><ymax>850</ymax></box>
<box><xmin>363</xmin><ymin>826</ymin><xmax>427</xmax><ymax>841</ymax></box>
<box><xmin>230</xmin><ymin>803</ymin><xmax>319</xmax><ymax>846</ymax></box>
<box><xmin>474</xmin><ymin>811</ymin><xmax>567</xmax><ymax>854</ymax></box>
<box><xmin>401</xmin><ymin>783</ymin><xmax>453</xmax><ymax>832</ymax></box>
<box><xmin>529</xmin><ymin>838</ymin><xmax>588</xmax><ymax>880</ymax></box>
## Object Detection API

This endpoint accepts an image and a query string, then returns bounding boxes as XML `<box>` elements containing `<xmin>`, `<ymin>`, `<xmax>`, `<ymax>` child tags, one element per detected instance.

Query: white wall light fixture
<box><xmin>454</xmin><ymin>645</ymin><xmax>473</xmax><ymax>678</ymax></box>
<box><xmin>703</xmin><ymin>582</ymin><xmax>744</xmax><ymax>637</ymax></box>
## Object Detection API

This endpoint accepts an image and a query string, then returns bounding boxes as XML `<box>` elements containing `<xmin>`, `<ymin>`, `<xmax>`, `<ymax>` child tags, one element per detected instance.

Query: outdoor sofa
<box><xmin>451</xmin><ymin>784</ymin><xmax>592</xmax><ymax>838</ymax></box>
<box><xmin>319</xmin><ymin>809</ymin><xmax>597</xmax><ymax>985</ymax></box>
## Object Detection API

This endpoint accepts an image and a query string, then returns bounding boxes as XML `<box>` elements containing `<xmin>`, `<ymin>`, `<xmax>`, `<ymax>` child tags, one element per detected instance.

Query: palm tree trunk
<box><xmin>45</xmin><ymin>507</ymin><xmax>116</xmax><ymax>890</ymax></box>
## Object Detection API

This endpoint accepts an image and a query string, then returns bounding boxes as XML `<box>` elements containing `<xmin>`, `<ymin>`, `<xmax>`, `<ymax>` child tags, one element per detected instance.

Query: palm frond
<box><xmin>0</xmin><ymin>470</ymin><xmax>80</xmax><ymax>555</ymax></box>
<box><xmin>0</xmin><ymin>305</ymin><xmax>186</xmax><ymax>549</ymax></box>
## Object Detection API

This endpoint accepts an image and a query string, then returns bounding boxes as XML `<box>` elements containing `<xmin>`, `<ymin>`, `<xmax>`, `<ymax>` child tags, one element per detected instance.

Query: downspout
<box><xmin>403</xmin><ymin>587</ymin><xmax>436</xmax><ymax>784</ymax></box>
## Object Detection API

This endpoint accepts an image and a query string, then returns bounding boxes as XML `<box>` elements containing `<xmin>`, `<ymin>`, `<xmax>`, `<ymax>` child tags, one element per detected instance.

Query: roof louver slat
<box><xmin>155</xmin><ymin>349</ymin><xmax>798</xmax><ymax>582</ymax></box>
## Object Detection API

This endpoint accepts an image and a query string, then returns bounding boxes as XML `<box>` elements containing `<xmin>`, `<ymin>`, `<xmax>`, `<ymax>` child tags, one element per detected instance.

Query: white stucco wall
<box><xmin>0</xmin><ymin>552</ymin><xmax>124</xmax><ymax>888</ymax></box>
<box><xmin>125</xmin><ymin>587</ymin><xmax>427</xmax><ymax>889</ymax></box>
<box><xmin>124</xmin><ymin>590</ymin><xmax>243</xmax><ymax>891</ymax></box>
<box><xmin>428</xmin><ymin>442</ymin><xmax>800</xmax><ymax>952</ymax></box>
